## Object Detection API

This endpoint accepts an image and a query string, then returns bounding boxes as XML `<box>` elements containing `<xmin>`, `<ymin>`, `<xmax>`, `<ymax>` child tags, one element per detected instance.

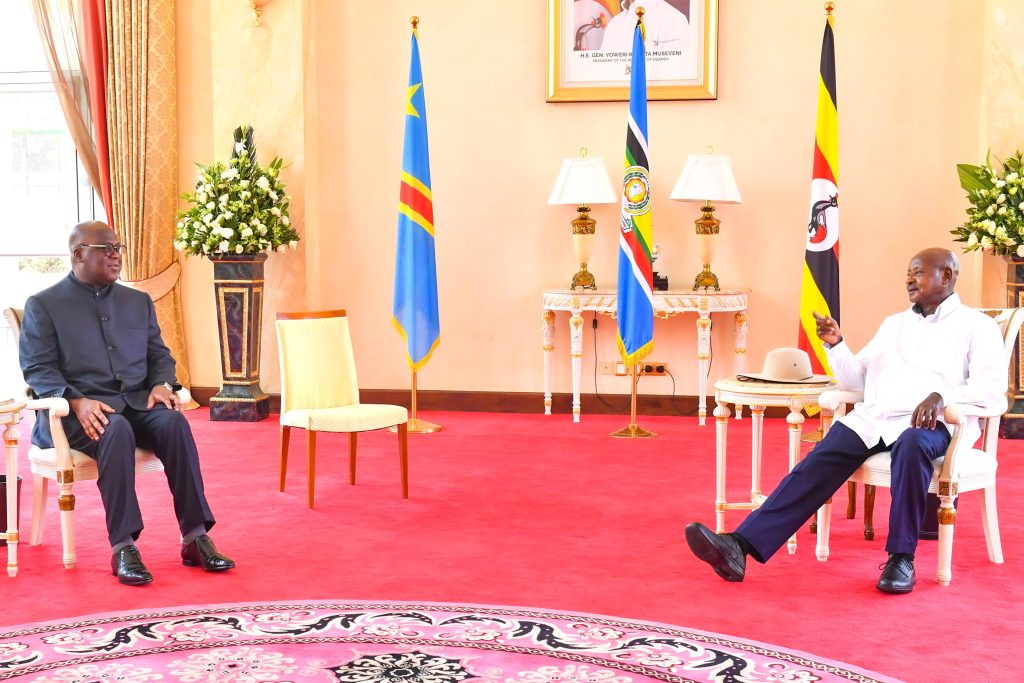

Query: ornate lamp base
<box><xmin>571</xmin><ymin>265</ymin><xmax>596</xmax><ymax>290</ymax></box>
<box><xmin>693</xmin><ymin>264</ymin><xmax>720</xmax><ymax>291</ymax></box>
<box><xmin>609</xmin><ymin>424</ymin><xmax>657</xmax><ymax>438</ymax></box>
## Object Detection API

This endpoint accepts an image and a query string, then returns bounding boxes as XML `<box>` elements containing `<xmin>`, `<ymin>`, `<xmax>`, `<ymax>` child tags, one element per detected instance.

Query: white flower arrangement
<box><xmin>952</xmin><ymin>150</ymin><xmax>1024</xmax><ymax>256</ymax></box>
<box><xmin>175</xmin><ymin>125</ymin><xmax>299</xmax><ymax>257</ymax></box>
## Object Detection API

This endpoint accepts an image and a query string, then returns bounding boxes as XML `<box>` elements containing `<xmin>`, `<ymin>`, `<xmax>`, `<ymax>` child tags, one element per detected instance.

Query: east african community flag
<box><xmin>616</xmin><ymin>16</ymin><xmax>654</xmax><ymax>368</ymax></box>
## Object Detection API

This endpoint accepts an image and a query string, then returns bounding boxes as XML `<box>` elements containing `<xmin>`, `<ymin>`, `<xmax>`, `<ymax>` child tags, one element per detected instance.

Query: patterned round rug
<box><xmin>0</xmin><ymin>601</ymin><xmax>897</xmax><ymax>683</ymax></box>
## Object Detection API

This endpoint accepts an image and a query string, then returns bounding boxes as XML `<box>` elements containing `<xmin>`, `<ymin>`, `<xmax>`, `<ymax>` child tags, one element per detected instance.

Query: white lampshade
<box><xmin>670</xmin><ymin>154</ymin><xmax>742</xmax><ymax>204</ymax></box>
<box><xmin>548</xmin><ymin>155</ymin><xmax>617</xmax><ymax>206</ymax></box>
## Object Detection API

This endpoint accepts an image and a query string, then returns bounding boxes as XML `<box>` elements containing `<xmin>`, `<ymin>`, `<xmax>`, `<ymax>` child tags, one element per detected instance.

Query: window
<box><xmin>0</xmin><ymin>2</ymin><xmax>105</xmax><ymax>391</ymax></box>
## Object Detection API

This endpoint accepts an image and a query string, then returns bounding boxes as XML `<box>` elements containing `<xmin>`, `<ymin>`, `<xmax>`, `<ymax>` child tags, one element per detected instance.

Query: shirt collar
<box><xmin>68</xmin><ymin>271</ymin><xmax>114</xmax><ymax>297</ymax></box>
<box><xmin>911</xmin><ymin>292</ymin><xmax>960</xmax><ymax>320</ymax></box>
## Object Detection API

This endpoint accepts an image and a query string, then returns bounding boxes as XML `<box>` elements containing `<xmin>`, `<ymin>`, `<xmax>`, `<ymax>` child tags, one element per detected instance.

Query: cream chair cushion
<box><xmin>27</xmin><ymin>445</ymin><xmax>164</xmax><ymax>481</ymax></box>
<box><xmin>281</xmin><ymin>405</ymin><xmax>408</xmax><ymax>432</ymax></box>
<box><xmin>855</xmin><ymin>448</ymin><xmax>998</xmax><ymax>492</ymax></box>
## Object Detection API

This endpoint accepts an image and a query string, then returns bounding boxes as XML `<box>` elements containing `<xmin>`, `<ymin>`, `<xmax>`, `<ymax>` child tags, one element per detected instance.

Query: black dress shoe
<box><xmin>877</xmin><ymin>553</ymin><xmax>915</xmax><ymax>594</ymax></box>
<box><xmin>181</xmin><ymin>535</ymin><xmax>235</xmax><ymax>571</ymax></box>
<box><xmin>684</xmin><ymin>522</ymin><xmax>746</xmax><ymax>582</ymax></box>
<box><xmin>111</xmin><ymin>546</ymin><xmax>153</xmax><ymax>586</ymax></box>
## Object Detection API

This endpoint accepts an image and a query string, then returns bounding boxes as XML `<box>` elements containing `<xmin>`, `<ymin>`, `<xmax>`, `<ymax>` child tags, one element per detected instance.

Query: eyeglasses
<box><xmin>79</xmin><ymin>243</ymin><xmax>126</xmax><ymax>257</ymax></box>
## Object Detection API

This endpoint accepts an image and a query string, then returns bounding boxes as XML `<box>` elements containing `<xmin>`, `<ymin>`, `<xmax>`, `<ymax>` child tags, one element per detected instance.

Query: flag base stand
<box><xmin>609</xmin><ymin>424</ymin><xmax>656</xmax><ymax>439</ymax></box>
<box><xmin>391</xmin><ymin>369</ymin><xmax>442</xmax><ymax>435</ymax></box>
<box><xmin>608</xmin><ymin>365</ymin><xmax>656</xmax><ymax>438</ymax></box>
<box><xmin>390</xmin><ymin>417</ymin><xmax>442</xmax><ymax>434</ymax></box>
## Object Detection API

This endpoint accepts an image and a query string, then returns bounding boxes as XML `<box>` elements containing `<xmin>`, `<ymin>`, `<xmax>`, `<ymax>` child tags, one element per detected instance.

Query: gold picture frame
<box><xmin>547</xmin><ymin>0</ymin><xmax>719</xmax><ymax>102</ymax></box>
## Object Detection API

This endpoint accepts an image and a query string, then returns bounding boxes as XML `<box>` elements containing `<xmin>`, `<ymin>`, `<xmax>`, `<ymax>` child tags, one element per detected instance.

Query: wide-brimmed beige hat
<box><xmin>737</xmin><ymin>347</ymin><xmax>832</xmax><ymax>384</ymax></box>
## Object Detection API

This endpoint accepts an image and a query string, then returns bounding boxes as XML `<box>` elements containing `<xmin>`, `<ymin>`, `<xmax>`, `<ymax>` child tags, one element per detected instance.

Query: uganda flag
<box><xmin>616</xmin><ymin>15</ymin><xmax>654</xmax><ymax>368</ymax></box>
<box><xmin>393</xmin><ymin>25</ymin><xmax>440</xmax><ymax>370</ymax></box>
<box><xmin>797</xmin><ymin>12</ymin><xmax>839</xmax><ymax>375</ymax></box>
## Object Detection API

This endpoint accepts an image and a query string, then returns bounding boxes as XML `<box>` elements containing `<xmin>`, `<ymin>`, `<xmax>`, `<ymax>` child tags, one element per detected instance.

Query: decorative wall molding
<box><xmin>188</xmin><ymin>387</ymin><xmax>794</xmax><ymax>418</ymax></box>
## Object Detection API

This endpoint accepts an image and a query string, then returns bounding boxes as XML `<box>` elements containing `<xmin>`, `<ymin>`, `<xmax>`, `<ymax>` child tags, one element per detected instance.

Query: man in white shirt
<box><xmin>684</xmin><ymin>248</ymin><xmax>1006</xmax><ymax>593</ymax></box>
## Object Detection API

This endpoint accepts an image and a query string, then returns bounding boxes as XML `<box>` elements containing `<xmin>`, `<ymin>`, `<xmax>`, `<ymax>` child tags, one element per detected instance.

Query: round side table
<box><xmin>712</xmin><ymin>378</ymin><xmax>836</xmax><ymax>554</ymax></box>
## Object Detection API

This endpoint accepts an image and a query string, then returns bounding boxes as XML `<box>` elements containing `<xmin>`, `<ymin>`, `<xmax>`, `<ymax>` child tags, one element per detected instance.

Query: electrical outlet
<box><xmin>641</xmin><ymin>361</ymin><xmax>668</xmax><ymax>376</ymax></box>
<box><xmin>600</xmin><ymin>362</ymin><xmax>662</xmax><ymax>376</ymax></box>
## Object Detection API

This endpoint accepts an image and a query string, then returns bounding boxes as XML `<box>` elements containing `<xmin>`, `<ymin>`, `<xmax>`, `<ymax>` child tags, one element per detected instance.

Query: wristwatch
<box><xmin>159</xmin><ymin>382</ymin><xmax>174</xmax><ymax>392</ymax></box>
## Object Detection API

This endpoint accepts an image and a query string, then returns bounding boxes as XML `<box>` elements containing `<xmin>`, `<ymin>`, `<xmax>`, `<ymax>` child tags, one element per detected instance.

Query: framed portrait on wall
<box><xmin>547</xmin><ymin>0</ymin><xmax>719</xmax><ymax>102</ymax></box>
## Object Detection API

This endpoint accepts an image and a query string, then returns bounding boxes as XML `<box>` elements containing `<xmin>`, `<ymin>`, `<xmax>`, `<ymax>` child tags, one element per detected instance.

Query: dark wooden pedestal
<box><xmin>1003</xmin><ymin>258</ymin><xmax>1024</xmax><ymax>438</ymax></box>
<box><xmin>209</xmin><ymin>254</ymin><xmax>270</xmax><ymax>422</ymax></box>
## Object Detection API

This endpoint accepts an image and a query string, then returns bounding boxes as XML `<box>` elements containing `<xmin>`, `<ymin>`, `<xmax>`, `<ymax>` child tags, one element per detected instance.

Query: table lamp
<box><xmin>548</xmin><ymin>150</ymin><xmax>617</xmax><ymax>290</ymax></box>
<box><xmin>670</xmin><ymin>153</ymin><xmax>742</xmax><ymax>291</ymax></box>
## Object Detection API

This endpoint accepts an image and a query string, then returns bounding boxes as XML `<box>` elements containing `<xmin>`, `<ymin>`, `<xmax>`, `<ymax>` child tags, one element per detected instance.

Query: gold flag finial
<box><xmin>825</xmin><ymin>2</ymin><xmax>834</xmax><ymax>15</ymax></box>
<box><xmin>250</xmin><ymin>1</ymin><xmax>269</xmax><ymax>27</ymax></box>
<box><xmin>411</xmin><ymin>16</ymin><xmax>419</xmax><ymax>29</ymax></box>
<box><xmin>636</xmin><ymin>6</ymin><xmax>645</xmax><ymax>20</ymax></box>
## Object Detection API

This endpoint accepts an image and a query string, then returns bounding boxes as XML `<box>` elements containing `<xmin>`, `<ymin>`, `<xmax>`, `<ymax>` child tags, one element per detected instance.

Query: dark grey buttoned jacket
<box><xmin>19</xmin><ymin>272</ymin><xmax>177</xmax><ymax>446</ymax></box>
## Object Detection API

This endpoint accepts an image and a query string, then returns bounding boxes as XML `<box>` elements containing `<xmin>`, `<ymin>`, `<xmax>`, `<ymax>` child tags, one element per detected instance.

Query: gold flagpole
<box><xmin>404</xmin><ymin>369</ymin><xmax>441</xmax><ymax>433</ymax></box>
<box><xmin>610</xmin><ymin>365</ymin><xmax>656</xmax><ymax>438</ymax></box>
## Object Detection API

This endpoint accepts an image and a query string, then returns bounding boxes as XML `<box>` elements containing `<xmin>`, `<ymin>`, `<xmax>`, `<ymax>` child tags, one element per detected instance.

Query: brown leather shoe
<box><xmin>685</xmin><ymin>522</ymin><xmax>746</xmax><ymax>582</ymax></box>
<box><xmin>111</xmin><ymin>546</ymin><xmax>153</xmax><ymax>586</ymax></box>
<box><xmin>181</xmin><ymin>535</ymin><xmax>235</xmax><ymax>571</ymax></box>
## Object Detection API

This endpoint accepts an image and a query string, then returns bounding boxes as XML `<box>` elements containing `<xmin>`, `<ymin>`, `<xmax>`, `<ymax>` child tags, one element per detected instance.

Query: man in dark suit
<box><xmin>19</xmin><ymin>221</ymin><xmax>235</xmax><ymax>585</ymax></box>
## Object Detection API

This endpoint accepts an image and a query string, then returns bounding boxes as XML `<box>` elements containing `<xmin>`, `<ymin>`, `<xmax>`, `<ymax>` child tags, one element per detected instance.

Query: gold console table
<box><xmin>541</xmin><ymin>289</ymin><xmax>750</xmax><ymax>423</ymax></box>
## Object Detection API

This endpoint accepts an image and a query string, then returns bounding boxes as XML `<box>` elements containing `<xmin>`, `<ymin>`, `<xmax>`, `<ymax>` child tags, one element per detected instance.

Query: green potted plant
<box><xmin>952</xmin><ymin>150</ymin><xmax>1024</xmax><ymax>256</ymax></box>
<box><xmin>176</xmin><ymin>125</ymin><xmax>298</xmax><ymax>422</ymax></box>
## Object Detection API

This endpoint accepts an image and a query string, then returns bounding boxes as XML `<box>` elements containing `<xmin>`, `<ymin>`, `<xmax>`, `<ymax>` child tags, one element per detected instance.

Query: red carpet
<box><xmin>3</xmin><ymin>409</ymin><xmax>1022</xmax><ymax>682</ymax></box>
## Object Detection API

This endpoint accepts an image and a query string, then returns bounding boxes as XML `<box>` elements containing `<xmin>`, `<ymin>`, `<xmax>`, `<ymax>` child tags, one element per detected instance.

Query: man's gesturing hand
<box><xmin>913</xmin><ymin>392</ymin><xmax>945</xmax><ymax>430</ymax></box>
<box><xmin>69</xmin><ymin>397</ymin><xmax>115</xmax><ymax>441</ymax></box>
<box><xmin>812</xmin><ymin>311</ymin><xmax>843</xmax><ymax>346</ymax></box>
<box><xmin>147</xmin><ymin>384</ymin><xmax>180</xmax><ymax>411</ymax></box>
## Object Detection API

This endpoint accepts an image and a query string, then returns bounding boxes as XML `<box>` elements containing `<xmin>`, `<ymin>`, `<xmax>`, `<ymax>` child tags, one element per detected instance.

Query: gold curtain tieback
<box><xmin>119</xmin><ymin>261</ymin><xmax>181</xmax><ymax>302</ymax></box>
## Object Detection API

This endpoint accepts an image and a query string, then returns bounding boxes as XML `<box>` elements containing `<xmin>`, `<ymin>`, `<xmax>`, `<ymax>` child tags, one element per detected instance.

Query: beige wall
<box><xmin>978</xmin><ymin>0</ymin><xmax>1024</xmax><ymax>306</ymax></box>
<box><xmin>175</xmin><ymin>0</ymin><xmax>996</xmax><ymax>397</ymax></box>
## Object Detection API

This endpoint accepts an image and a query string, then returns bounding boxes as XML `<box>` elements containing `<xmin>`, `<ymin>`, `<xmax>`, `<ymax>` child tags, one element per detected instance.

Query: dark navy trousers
<box><xmin>58</xmin><ymin>406</ymin><xmax>215</xmax><ymax>546</ymax></box>
<box><xmin>735</xmin><ymin>422</ymin><xmax>950</xmax><ymax>562</ymax></box>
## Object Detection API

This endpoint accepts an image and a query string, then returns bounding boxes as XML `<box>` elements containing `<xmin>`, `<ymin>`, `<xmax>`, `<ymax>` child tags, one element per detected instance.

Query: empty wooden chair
<box><xmin>275</xmin><ymin>310</ymin><xmax>409</xmax><ymax>508</ymax></box>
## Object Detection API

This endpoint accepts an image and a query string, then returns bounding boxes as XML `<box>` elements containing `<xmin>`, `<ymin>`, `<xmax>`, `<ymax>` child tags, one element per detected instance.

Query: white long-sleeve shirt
<box><xmin>825</xmin><ymin>293</ymin><xmax>1006</xmax><ymax>448</ymax></box>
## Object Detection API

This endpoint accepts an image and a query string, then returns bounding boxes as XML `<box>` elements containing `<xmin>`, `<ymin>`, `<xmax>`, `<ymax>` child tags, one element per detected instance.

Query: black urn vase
<box><xmin>209</xmin><ymin>253</ymin><xmax>270</xmax><ymax>422</ymax></box>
